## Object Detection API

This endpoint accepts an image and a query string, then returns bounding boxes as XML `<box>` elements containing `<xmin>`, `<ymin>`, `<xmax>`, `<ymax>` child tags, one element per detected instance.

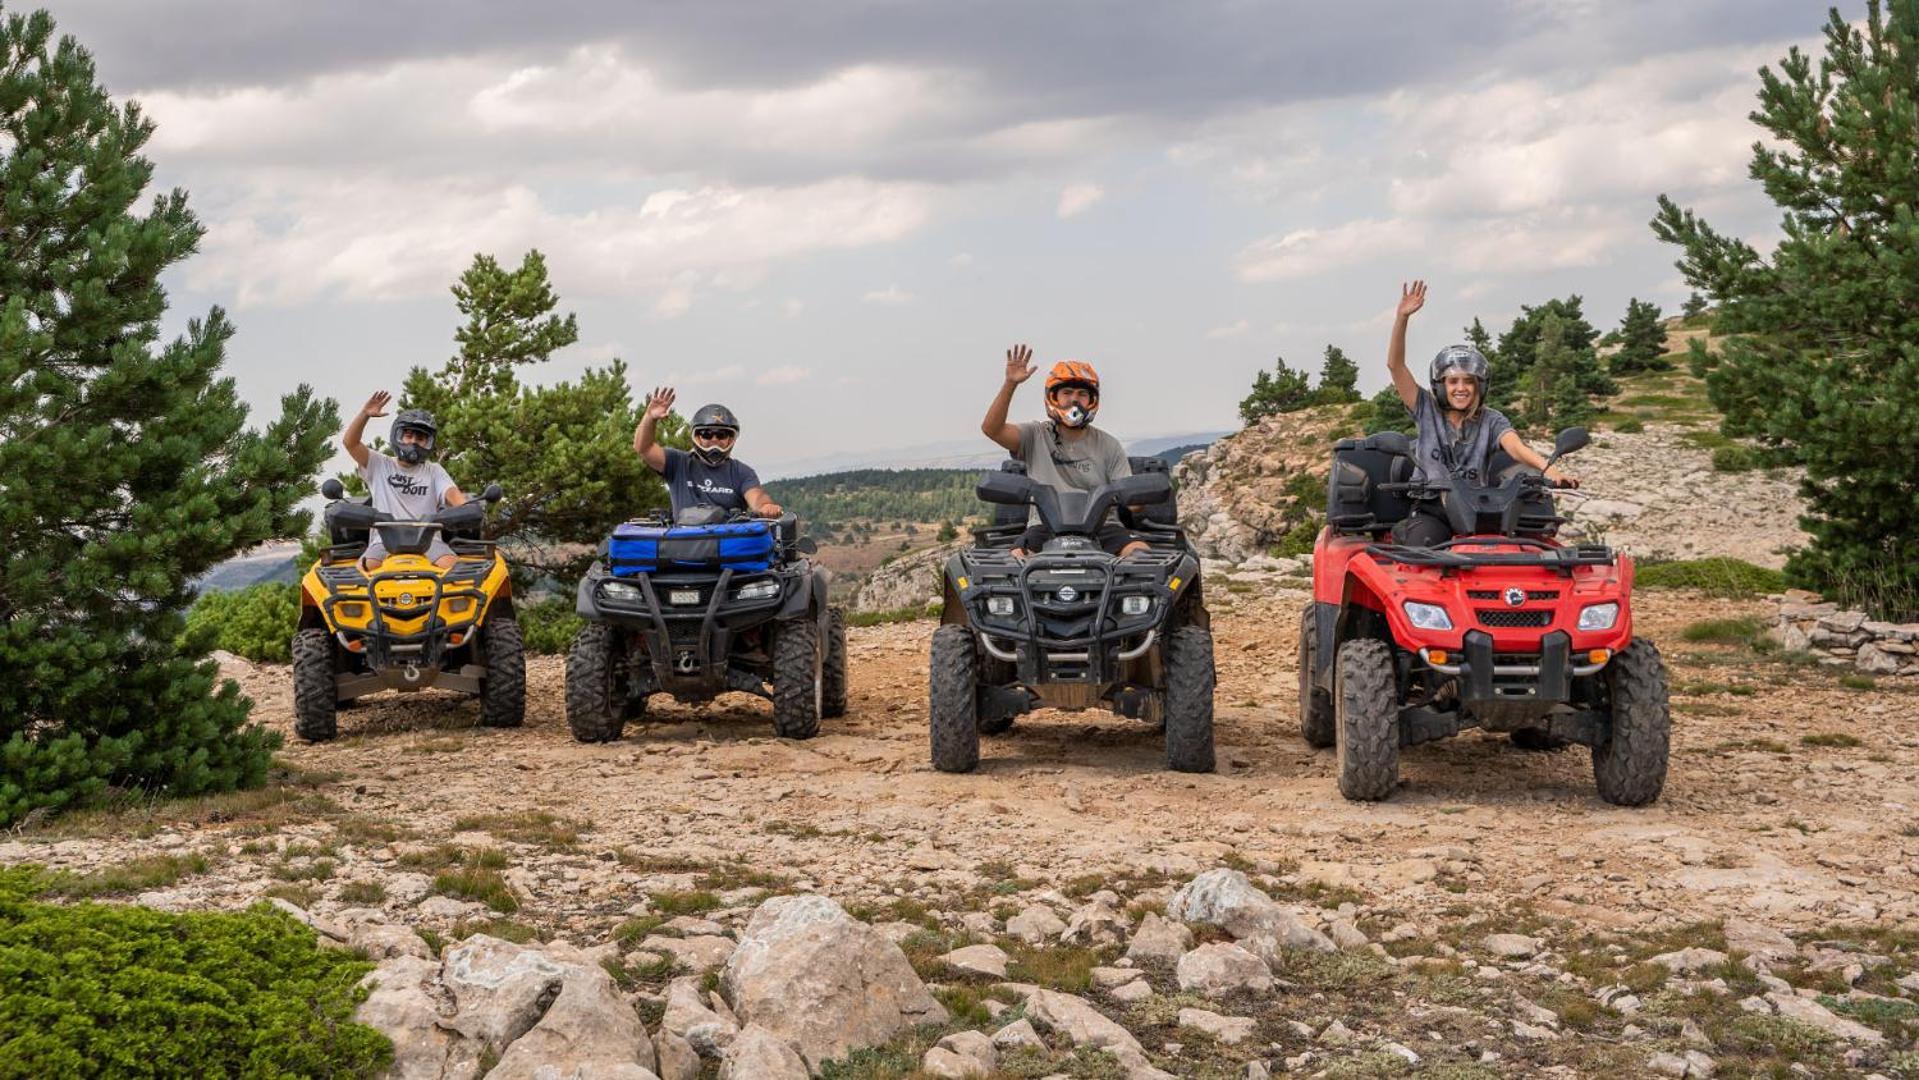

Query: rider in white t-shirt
<box><xmin>341</xmin><ymin>391</ymin><xmax>468</xmax><ymax>570</ymax></box>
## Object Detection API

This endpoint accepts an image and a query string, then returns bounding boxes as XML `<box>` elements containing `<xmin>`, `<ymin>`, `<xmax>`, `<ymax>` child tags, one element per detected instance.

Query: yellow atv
<box><xmin>292</xmin><ymin>478</ymin><xmax>523</xmax><ymax>740</ymax></box>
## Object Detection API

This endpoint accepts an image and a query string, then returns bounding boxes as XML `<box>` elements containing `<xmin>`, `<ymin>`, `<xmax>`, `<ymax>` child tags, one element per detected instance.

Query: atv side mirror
<box><xmin>1552</xmin><ymin>427</ymin><xmax>1590</xmax><ymax>457</ymax></box>
<box><xmin>481</xmin><ymin>483</ymin><xmax>504</xmax><ymax>503</ymax></box>
<box><xmin>977</xmin><ymin>471</ymin><xmax>1036</xmax><ymax>506</ymax></box>
<box><xmin>796</xmin><ymin>537</ymin><xmax>819</xmax><ymax>555</ymax></box>
<box><xmin>320</xmin><ymin>478</ymin><xmax>345</xmax><ymax>501</ymax></box>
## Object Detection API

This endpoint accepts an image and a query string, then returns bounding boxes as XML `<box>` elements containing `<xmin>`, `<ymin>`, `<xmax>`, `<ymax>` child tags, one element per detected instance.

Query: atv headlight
<box><xmin>602</xmin><ymin>581</ymin><xmax>642</xmax><ymax>602</ymax></box>
<box><xmin>1402</xmin><ymin>601</ymin><xmax>1454</xmax><ymax>631</ymax></box>
<box><xmin>1578</xmin><ymin>602</ymin><xmax>1619</xmax><ymax>631</ymax></box>
<box><xmin>1120</xmin><ymin>595</ymin><xmax>1152</xmax><ymax>616</ymax></box>
<box><xmin>986</xmin><ymin>596</ymin><xmax>1016</xmax><ymax>616</ymax></box>
<box><xmin>735</xmin><ymin>580</ymin><xmax>780</xmax><ymax>601</ymax></box>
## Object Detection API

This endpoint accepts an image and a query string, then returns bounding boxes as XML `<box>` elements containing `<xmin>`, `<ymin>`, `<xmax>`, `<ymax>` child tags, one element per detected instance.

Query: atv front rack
<box><xmin>1365</xmin><ymin>538</ymin><xmax>1614</xmax><ymax>571</ymax></box>
<box><xmin>316</xmin><ymin>563</ymin><xmax>490</xmax><ymax>684</ymax></box>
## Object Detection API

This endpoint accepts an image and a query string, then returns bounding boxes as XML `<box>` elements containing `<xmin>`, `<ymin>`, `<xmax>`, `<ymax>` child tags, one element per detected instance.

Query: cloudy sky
<box><xmin>38</xmin><ymin>0</ymin><xmax>1833</xmax><ymax>476</ymax></box>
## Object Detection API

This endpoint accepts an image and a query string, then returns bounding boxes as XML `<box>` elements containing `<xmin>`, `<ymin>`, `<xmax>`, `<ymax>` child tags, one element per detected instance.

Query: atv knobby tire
<box><xmin>1297</xmin><ymin>603</ymin><xmax>1336</xmax><ymax>748</ymax></box>
<box><xmin>566</xmin><ymin>622</ymin><xmax>627</xmax><ymax>743</ymax></box>
<box><xmin>1335</xmin><ymin>638</ymin><xmax>1400</xmax><ymax>801</ymax></box>
<box><xmin>771</xmin><ymin>615</ymin><xmax>823</xmax><ymax>739</ymax></box>
<box><xmin>480</xmin><ymin>618</ymin><xmax>526</xmax><ymax>728</ymax></box>
<box><xmin>1163</xmin><ymin>625</ymin><xmax>1216</xmax><ymax>773</ymax></box>
<box><xmin>821</xmin><ymin>607</ymin><xmax>849</xmax><ymax>719</ymax></box>
<box><xmin>929</xmin><ymin>625</ymin><xmax>981</xmax><ymax>773</ymax></box>
<box><xmin>291</xmin><ymin>628</ymin><xmax>339</xmax><ymax>742</ymax></box>
<box><xmin>1592</xmin><ymin>638</ymin><xmax>1670</xmax><ymax>806</ymax></box>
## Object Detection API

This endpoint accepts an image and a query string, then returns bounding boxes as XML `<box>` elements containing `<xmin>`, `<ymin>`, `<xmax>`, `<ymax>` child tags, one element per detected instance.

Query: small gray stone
<box><xmin>1176</xmin><ymin>943</ymin><xmax>1273</xmax><ymax>998</ymax></box>
<box><xmin>1178</xmin><ymin>1008</ymin><xmax>1256</xmax><ymax>1045</ymax></box>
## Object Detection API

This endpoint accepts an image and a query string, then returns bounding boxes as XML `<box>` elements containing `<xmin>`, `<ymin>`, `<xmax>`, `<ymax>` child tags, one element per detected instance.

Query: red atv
<box><xmin>1298</xmin><ymin>427</ymin><xmax>1670</xmax><ymax>805</ymax></box>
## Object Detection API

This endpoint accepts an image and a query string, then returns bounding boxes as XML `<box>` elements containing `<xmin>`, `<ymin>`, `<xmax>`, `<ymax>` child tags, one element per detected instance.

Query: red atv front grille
<box><xmin>1477</xmin><ymin>609</ymin><xmax>1553</xmax><ymax>628</ymax></box>
<box><xmin>1467</xmin><ymin>589</ymin><xmax>1560</xmax><ymax>601</ymax></box>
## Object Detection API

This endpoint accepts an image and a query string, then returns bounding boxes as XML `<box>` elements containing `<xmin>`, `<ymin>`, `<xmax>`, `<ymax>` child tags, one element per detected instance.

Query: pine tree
<box><xmin>1610</xmin><ymin>298</ymin><xmax>1671</xmax><ymax>375</ymax></box>
<box><xmin>1363</xmin><ymin>384</ymin><xmax>1417</xmax><ymax>435</ymax></box>
<box><xmin>1238</xmin><ymin>355</ymin><xmax>1314</xmax><ymax>424</ymax></box>
<box><xmin>395</xmin><ymin>251</ymin><xmax>679</xmax><ymax>581</ymax></box>
<box><xmin>1313</xmin><ymin>345</ymin><xmax>1361</xmax><ymax>405</ymax></box>
<box><xmin>0</xmin><ymin>9</ymin><xmax>339</xmax><ymax>824</ymax></box>
<box><xmin>1652</xmin><ymin>0</ymin><xmax>1919</xmax><ymax>617</ymax></box>
<box><xmin>1464</xmin><ymin>318</ymin><xmax>1496</xmax><ymax>359</ymax></box>
<box><xmin>1681</xmin><ymin>293</ymin><xmax>1710</xmax><ymax>323</ymax></box>
<box><xmin>1490</xmin><ymin>297</ymin><xmax>1617</xmax><ymax>417</ymax></box>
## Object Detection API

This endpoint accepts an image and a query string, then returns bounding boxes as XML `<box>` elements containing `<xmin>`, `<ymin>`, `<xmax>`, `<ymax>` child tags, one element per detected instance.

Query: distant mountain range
<box><xmin>196</xmin><ymin>540</ymin><xmax>304</xmax><ymax>593</ymax></box>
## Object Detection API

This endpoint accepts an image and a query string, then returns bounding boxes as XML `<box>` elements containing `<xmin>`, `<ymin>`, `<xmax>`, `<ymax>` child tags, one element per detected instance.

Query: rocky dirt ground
<box><xmin>7</xmin><ymin>584</ymin><xmax>1919</xmax><ymax>1077</ymax></box>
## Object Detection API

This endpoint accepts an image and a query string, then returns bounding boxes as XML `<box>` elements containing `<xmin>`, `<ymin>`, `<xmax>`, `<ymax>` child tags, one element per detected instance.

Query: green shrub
<box><xmin>181</xmin><ymin>583</ymin><xmax>301</xmax><ymax>663</ymax></box>
<box><xmin>1272</xmin><ymin>518</ymin><xmax>1321</xmax><ymax>558</ymax></box>
<box><xmin>0</xmin><ymin>867</ymin><xmax>391</xmax><ymax>1076</ymax></box>
<box><xmin>1711</xmin><ymin>444</ymin><xmax>1757</xmax><ymax>473</ymax></box>
<box><xmin>517</xmin><ymin>595</ymin><xmax>583</xmax><ymax>655</ymax></box>
<box><xmin>1612</xmin><ymin>417</ymin><xmax>1644</xmax><ymax>433</ymax></box>
<box><xmin>1636</xmin><ymin>558</ymin><xmax>1786</xmax><ymax>598</ymax></box>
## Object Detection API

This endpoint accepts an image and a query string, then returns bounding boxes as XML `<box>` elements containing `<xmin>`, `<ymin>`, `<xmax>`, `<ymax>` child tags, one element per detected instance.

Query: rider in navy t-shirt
<box><xmin>632</xmin><ymin>389</ymin><xmax>784</xmax><ymax>520</ymax></box>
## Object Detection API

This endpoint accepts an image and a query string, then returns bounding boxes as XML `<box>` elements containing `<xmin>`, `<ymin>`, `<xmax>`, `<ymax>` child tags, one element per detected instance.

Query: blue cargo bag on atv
<box><xmin>609</xmin><ymin>520</ymin><xmax>777</xmax><ymax>576</ymax></box>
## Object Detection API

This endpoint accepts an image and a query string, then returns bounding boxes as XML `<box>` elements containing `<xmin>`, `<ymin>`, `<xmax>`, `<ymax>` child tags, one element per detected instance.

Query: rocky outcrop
<box><xmin>1173</xmin><ymin>406</ymin><xmax>1362</xmax><ymax>561</ymax></box>
<box><xmin>853</xmin><ymin>541</ymin><xmax>963</xmax><ymax>613</ymax></box>
<box><xmin>1771</xmin><ymin>592</ymin><xmax>1919</xmax><ymax>676</ymax></box>
<box><xmin>353</xmin><ymin>934</ymin><xmax>659</xmax><ymax>1080</ymax></box>
<box><xmin>721</xmin><ymin>894</ymin><xmax>949</xmax><ymax>1070</ymax></box>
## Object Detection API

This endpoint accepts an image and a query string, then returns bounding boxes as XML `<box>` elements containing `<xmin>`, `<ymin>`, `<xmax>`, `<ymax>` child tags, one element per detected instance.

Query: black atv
<box><xmin>565</xmin><ymin>508</ymin><xmax>846</xmax><ymax>741</ymax></box>
<box><xmin>929</xmin><ymin>458</ymin><xmax>1215</xmax><ymax>773</ymax></box>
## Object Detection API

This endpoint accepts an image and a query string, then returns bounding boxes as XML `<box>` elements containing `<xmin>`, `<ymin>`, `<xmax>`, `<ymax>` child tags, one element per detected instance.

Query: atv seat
<box><xmin>1327</xmin><ymin>435</ymin><xmax>1417</xmax><ymax>536</ymax></box>
<box><xmin>1125</xmin><ymin>457</ymin><xmax>1178</xmax><ymax>527</ymax></box>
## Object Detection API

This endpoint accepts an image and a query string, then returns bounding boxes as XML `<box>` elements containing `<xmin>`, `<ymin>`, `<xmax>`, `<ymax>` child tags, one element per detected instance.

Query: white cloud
<box><xmin>187</xmin><ymin>177</ymin><xmax>935</xmax><ymax>307</ymax></box>
<box><xmin>654</xmin><ymin>288</ymin><xmax>694</xmax><ymax>319</ymax></box>
<box><xmin>781</xmin><ymin>298</ymin><xmax>804</xmax><ymax>318</ymax></box>
<box><xmin>662</xmin><ymin>364</ymin><xmax>745</xmax><ymax>386</ymax></box>
<box><xmin>1235</xmin><ymin>218</ymin><xmax>1420</xmax><ymax>282</ymax></box>
<box><xmin>1205</xmin><ymin>319</ymin><xmax>1250</xmax><ymax>339</ymax></box>
<box><xmin>861</xmin><ymin>284</ymin><xmax>914</xmax><ymax>305</ymax></box>
<box><xmin>756</xmin><ymin>365</ymin><xmax>811</xmax><ymax>386</ymax></box>
<box><xmin>1057</xmin><ymin>182</ymin><xmax>1105</xmax><ymax>218</ymax></box>
<box><xmin>950</xmin><ymin>252</ymin><xmax>975</xmax><ymax>267</ymax></box>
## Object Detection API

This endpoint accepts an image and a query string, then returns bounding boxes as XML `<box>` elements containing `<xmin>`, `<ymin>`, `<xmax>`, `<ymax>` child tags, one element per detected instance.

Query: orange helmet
<box><xmin>1044</xmin><ymin>360</ymin><xmax>1100</xmax><ymax>428</ymax></box>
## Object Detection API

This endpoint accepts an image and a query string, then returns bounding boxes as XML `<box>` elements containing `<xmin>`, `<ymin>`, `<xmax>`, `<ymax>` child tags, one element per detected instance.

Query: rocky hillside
<box><xmin>1173</xmin><ymin>406</ymin><xmax>1364</xmax><ymax>562</ymax></box>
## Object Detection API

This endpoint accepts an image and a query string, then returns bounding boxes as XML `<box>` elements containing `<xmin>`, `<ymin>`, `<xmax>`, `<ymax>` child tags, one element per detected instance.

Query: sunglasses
<box><xmin>693</xmin><ymin>428</ymin><xmax>736</xmax><ymax>441</ymax></box>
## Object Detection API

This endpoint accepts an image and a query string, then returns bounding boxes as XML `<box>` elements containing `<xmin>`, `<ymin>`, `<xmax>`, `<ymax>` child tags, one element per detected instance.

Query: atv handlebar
<box><xmin>976</xmin><ymin>470</ymin><xmax>1172</xmax><ymax>536</ymax></box>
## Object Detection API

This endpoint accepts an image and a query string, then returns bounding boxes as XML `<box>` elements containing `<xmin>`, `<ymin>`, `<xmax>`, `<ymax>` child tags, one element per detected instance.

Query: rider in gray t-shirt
<box><xmin>1384</xmin><ymin>281</ymin><xmax>1579</xmax><ymax>547</ymax></box>
<box><xmin>981</xmin><ymin>346</ymin><xmax>1145</xmax><ymax>558</ymax></box>
<box><xmin>341</xmin><ymin>391</ymin><xmax>469</xmax><ymax>570</ymax></box>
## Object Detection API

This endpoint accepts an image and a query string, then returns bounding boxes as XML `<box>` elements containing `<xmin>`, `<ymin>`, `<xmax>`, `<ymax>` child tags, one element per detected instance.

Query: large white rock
<box><xmin>940</xmin><ymin>943</ymin><xmax>1011</xmax><ymax>979</ymax></box>
<box><xmin>439</xmin><ymin>935</ymin><xmax>568</xmax><ymax>1051</ymax></box>
<box><xmin>717</xmin><ymin>1024</ymin><xmax>809</xmax><ymax>1080</ymax></box>
<box><xmin>721</xmin><ymin>895</ymin><xmax>949</xmax><ymax>1071</ymax></box>
<box><xmin>485</xmin><ymin>961</ymin><xmax>660</xmax><ymax>1080</ymax></box>
<box><xmin>1176</xmin><ymin>943</ymin><xmax>1274</xmax><ymax>998</ymax></box>
<box><xmin>1006</xmin><ymin>904</ymin><xmax>1069</xmax><ymax>944</ymax></box>
<box><xmin>1178</xmin><ymin>1007</ymin><xmax>1257</xmax><ymax>1045</ymax></box>
<box><xmin>1125</xmin><ymin>911</ymin><xmax>1194</xmax><ymax>964</ymax></box>
<box><xmin>1723</xmin><ymin>918</ymin><xmax>1798</xmax><ymax>964</ymax></box>
<box><xmin>1167</xmin><ymin>870</ymin><xmax>1328</xmax><ymax>951</ymax></box>
<box><xmin>1764</xmin><ymin>992</ymin><xmax>1885</xmax><ymax>1044</ymax></box>
<box><xmin>353</xmin><ymin>955</ymin><xmax>462</xmax><ymax>1080</ymax></box>
<box><xmin>1061</xmin><ymin>897</ymin><xmax>1130</xmax><ymax>948</ymax></box>
<box><xmin>660</xmin><ymin>976</ymin><xmax>737</xmax><ymax>1057</ymax></box>
<box><xmin>654</xmin><ymin>1030</ymin><xmax>700</xmax><ymax>1080</ymax></box>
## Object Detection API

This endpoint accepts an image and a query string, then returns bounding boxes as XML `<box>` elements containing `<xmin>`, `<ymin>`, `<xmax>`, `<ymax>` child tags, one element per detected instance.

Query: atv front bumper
<box><xmin>1416</xmin><ymin>629</ymin><xmax>1612</xmax><ymax>703</ymax></box>
<box><xmin>577</xmin><ymin>565</ymin><xmax>799</xmax><ymax>698</ymax></box>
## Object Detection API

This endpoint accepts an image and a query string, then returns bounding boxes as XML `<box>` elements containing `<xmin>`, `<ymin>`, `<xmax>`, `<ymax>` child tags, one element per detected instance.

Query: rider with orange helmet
<box><xmin>981</xmin><ymin>345</ymin><xmax>1147</xmax><ymax>558</ymax></box>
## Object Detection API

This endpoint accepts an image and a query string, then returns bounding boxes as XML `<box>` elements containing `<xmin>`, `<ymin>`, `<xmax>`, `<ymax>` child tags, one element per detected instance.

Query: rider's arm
<box><xmin>442</xmin><ymin>485</ymin><xmax>468</xmax><ymax>509</ymax></box>
<box><xmin>633</xmin><ymin>414</ymin><xmax>668</xmax><ymax>473</ymax></box>
<box><xmin>1387</xmin><ymin>281</ymin><xmax>1425</xmax><ymax>411</ymax></box>
<box><xmin>745</xmin><ymin>486</ymin><xmax>783</xmax><ymax>518</ymax></box>
<box><xmin>1497</xmin><ymin>431</ymin><xmax>1576</xmax><ymax>485</ymax></box>
<box><xmin>343</xmin><ymin>406</ymin><xmax>375</xmax><ymax>469</ymax></box>
<box><xmin>981</xmin><ymin>380</ymin><xmax>1023</xmax><ymax>454</ymax></box>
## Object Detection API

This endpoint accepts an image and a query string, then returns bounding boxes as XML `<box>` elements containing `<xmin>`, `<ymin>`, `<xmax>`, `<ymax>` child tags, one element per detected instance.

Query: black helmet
<box><xmin>690</xmin><ymin>403</ymin><xmax>739</xmax><ymax>466</ymax></box>
<box><xmin>1429</xmin><ymin>345</ymin><xmax>1490</xmax><ymax>407</ymax></box>
<box><xmin>391</xmin><ymin>408</ymin><xmax>438</xmax><ymax>465</ymax></box>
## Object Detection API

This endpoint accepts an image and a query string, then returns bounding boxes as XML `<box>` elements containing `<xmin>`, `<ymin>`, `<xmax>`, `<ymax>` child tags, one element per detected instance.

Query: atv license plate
<box><xmin>668</xmin><ymin>589</ymin><xmax>701</xmax><ymax>606</ymax></box>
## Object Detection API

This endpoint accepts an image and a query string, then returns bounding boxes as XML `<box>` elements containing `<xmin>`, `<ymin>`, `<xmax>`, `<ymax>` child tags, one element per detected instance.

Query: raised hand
<box><xmin>1004</xmin><ymin>344</ymin><xmax>1036</xmax><ymax>385</ymax></box>
<box><xmin>362</xmin><ymin>390</ymin><xmax>392</xmax><ymax>418</ymax></box>
<box><xmin>1397</xmin><ymin>280</ymin><xmax>1427</xmax><ymax>320</ymax></box>
<box><xmin>646</xmin><ymin>386</ymin><xmax>677</xmax><ymax>422</ymax></box>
